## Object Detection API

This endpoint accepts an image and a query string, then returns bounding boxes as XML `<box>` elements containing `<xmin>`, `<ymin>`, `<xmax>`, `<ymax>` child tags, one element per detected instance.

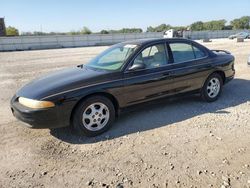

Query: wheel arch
<box><xmin>202</xmin><ymin>70</ymin><xmax>226</xmax><ymax>88</ymax></box>
<box><xmin>212</xmin><ymin>70</ymin><xmax>226</xmax><ymax>84</ymax></box>
<box><xmin>69</xmin><ymin>92</ymin><xmax>120</xmax><ymax>125</ymax></box>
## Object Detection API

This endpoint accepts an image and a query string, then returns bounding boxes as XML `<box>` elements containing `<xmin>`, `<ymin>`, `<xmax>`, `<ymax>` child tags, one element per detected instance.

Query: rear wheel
<box><xmin>72</xmin><ymin>96</ymin><xmax>115</xmax><ymax>137</ymax></box>
<box><xmin>201</xmin><ymin>73</ymin><xmax>223</xmax><ymax>102</ymax></box>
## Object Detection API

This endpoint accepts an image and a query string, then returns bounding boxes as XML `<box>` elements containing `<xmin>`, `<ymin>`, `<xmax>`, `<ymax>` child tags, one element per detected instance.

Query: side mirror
<box><xmin>128</xmin><ymin>63</ymin><xmax>146</xmax><ymax>71</ymax></box>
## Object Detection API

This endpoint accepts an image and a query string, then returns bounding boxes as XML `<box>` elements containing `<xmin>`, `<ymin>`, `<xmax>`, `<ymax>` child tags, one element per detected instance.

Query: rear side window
<box><xmin>193</xmin><ymin>46</ymin><xmax>206</xmax><ymax>59</ymax></box>
<box><xmin>170</xmin><ymin>43</ymin><xmax>195</xmax><ymax>63</ymax></box>
<box><xmin>169</xmin><ymin>43</ymin><xmax>206</xmax><ymax>63</ymax></box>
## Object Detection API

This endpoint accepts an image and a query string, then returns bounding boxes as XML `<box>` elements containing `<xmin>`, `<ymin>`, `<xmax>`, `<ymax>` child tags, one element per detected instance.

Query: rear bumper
<box><xmin>10</xmin><ymin>95</ymin><xmax>71</xmax><ymax>129</ymax></box>
<box><xmin>224</xmin><ymin>65</ymin><xmax>235</xmax><ymax>84</ymax></box>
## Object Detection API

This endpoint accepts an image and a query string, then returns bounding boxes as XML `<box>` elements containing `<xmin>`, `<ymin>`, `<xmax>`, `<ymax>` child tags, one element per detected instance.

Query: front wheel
<box><xmin>201</xmin><ymin>73</ymin><xmax>223</xmax><ymax>102</ymax></box>
<box><xmin>72</xmin><ymin>96</ymin><xmax>115</xmax><ymax>137</ymax></box>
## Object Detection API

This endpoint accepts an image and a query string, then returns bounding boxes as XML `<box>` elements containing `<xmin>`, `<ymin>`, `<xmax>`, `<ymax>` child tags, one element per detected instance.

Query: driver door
<box><xmin>121</xmin><ymin>43</ymin><xmax>174</xmax><ymax>106</ymax></box>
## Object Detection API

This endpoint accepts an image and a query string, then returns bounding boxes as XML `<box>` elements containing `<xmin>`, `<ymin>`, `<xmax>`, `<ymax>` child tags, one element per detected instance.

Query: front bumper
<box><xmin>225</xmin><ymin>74</ymin><xmax>234</xmax><ymax>84</ymax></box>
<box><xmin>10</xmin><ymin>95</ymin><xmax>71</xmax><ymax>129</ymax></box>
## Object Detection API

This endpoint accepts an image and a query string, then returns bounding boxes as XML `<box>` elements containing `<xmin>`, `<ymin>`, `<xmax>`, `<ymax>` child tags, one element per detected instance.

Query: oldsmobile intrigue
<box><xmin>11</xmin><ymin>38</ymin><xmax>235</xmax><ymax>136</ymax></box>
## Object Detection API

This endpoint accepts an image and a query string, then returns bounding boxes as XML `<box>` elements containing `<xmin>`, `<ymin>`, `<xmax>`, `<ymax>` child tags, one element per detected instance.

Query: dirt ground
<box><xmin>0</xmin><ymin>39</ymin><xmax>250</xmax><ymax>188</ymax></box>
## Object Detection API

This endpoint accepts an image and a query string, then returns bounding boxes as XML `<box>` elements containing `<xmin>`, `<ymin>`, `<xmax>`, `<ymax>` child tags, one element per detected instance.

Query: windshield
<box><xmin>85</xmin><ymin>44</ymin><xmax>138</xmax><ymax>71</ymax></box>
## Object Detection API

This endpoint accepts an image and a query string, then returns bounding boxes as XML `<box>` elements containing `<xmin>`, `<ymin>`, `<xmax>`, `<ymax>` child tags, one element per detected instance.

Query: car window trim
<box><xmin>191</xmin><ymin>45</ymin><xmax>197</xmax><ymax>59</ymax></box>
<box><xmin>148</xmin><ymin>46</ymin><xmax>153</xmax><ymax>56</ymax></box>
<box><xmin>165</xmin><ymin>42</ymin><xmax>174</xmax><ymax>64</ymax></box>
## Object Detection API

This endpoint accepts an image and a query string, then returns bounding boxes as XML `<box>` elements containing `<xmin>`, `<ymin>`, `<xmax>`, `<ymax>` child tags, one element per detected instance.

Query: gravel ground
<box><xmin>0</xmin><ymin>39</ymin><xmax>250</xmax><ymax>188</ymax></box>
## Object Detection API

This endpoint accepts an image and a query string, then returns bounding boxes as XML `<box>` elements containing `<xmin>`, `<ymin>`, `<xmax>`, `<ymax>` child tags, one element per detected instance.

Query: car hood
<box><xmin>17</xmin><ymin>66</ymin><xmax>108</xmax><ymax>100</ymax></box>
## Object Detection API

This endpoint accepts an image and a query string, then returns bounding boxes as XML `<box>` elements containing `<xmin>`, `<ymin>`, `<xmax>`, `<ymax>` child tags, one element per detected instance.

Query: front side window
<box><xmin>169</xmin><ymin>43</ymin><xmax>206</xmax><ymax>63</ymax></box>
<box><xmin>132</xmin><ymin>44</ymin><xmax>168</xmax><ymax>69</ymax></box>
<box><xmin>86</xmin><ymin>44</ymin><xmax>138</xmax><ymax>71</ymax></box>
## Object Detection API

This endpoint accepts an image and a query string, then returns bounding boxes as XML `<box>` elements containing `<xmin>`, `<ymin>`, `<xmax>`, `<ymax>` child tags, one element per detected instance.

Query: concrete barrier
<box><xmin>0</xmin><ymin>32</ymin><xmax>163</xmax><ymax>51</ymax></box>
<box><xmin>183</xmin><ymin>29</ymin><xmax>250</xmax><ymax>40</ymax></box>
<box><xmin>1</xmin><ymin>30</ymin><xmax>249</xmax><ymax>51</ymax></box>
<box><xmin>237</xmin><ymin>38</ymin><xmax>244</xmax><ymax>42</ymax></box>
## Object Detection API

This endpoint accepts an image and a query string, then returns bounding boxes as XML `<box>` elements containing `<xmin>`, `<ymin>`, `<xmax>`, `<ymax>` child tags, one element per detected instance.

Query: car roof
<box><xmin>120</xmin><ymin>38</ymin><xmax>194</xmax><ymax>46</ymax></box>
<box><xmin>119</xmin><ymin>37</ymin><xmax>216</xmax><ymax>58</ymax></box>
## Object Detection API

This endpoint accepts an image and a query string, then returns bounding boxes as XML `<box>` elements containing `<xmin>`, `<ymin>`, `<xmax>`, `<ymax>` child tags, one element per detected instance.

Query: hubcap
<box><xmin>82</xmin><ymin>102</ymin><xmax>110</xmax><ymax>131</ymax></box>
<box><xmin>207</xmin><ymin>77</ymin><xmax>220</xmax><ymax>98</ymax></box>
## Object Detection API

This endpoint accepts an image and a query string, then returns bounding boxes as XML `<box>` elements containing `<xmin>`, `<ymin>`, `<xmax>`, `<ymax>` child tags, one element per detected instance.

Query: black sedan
<box><xmin>11</xmin><ymin>38</ymin><xmax>235</xmax><ymax>136</ymax></box>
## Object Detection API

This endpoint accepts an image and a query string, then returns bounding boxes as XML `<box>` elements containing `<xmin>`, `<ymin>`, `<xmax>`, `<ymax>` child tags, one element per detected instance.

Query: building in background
<box><xmin>0</xmin><ymin>18</ymin><xmax>6</xmax><ymax>36</ymax></box>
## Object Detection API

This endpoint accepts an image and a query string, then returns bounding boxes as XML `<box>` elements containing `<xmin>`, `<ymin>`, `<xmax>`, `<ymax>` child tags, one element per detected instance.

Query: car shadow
<box><xmin>50</xmin><ymin>78</ymin><xmax>250</xmax><ymax>144</ymax></box>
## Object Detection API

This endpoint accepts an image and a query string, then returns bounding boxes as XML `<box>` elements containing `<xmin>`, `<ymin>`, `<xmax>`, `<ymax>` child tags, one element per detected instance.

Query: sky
<box><xmin>1</xmin><ymin>0</ymin><xmax>250</xmax><ymax>33</ymax></box>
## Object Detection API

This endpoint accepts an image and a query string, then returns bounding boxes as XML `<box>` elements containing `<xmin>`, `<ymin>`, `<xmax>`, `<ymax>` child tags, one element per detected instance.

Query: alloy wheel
<box><xmin>82</xmin><ymin>102</ymin><xmax>110</xmax><ymax>131</ymax></box>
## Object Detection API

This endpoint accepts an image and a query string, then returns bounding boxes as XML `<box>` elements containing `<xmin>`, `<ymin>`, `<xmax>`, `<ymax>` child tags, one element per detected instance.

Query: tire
<box><xmin>72</xmin><ymin>95</ymin><xmax>115</xmax><ymax>137</ymax></box>
<box><xmin>201</xmin><ymin>73</ymin><xmax>223</xmax><ymax>102</ymax></box>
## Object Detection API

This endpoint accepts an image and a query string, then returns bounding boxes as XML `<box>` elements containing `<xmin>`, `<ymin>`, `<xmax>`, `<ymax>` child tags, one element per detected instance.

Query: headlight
<box><xmin>18</xmin><ymin>97</ymin><xmax>55</xmax><ymax>109</ymax></box>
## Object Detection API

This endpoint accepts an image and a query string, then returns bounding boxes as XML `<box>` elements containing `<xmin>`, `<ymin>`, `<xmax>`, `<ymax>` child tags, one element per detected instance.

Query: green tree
<box><xmin>108</xmin><ymin>28</ymin><xmax>143</xmax><ymax>33</ymax></box>
<box><xmin>190</xmin><ymin>21</ymin><xmax>204</xmax><ymax>31</ymax></box>
<box><xmin>172</xmin><ymin>26</ymin><xmax>187</xmax><ymax>31</ymax></box>
<box><xmin>231</xmin><ymin>16</ymin><xmax>250</xmax><ymax>29</ymax></box>
<box><xmin>203</xmin><ymin>20</ymin><xmax>226</xmax><ymax>30</ymax></box>
<box><xmin>223</xmin><ymin>25</ymin><xmax>233</xmax><ymax>30</ymax></box>
<box><xmin>230</xmin><ymin>19</ymin><xmax>241</xmax><ymax>29</ymax></box>
<box><xmin>120</xmin><ymin>28</ymin><xmax>142</xmax><ymax>33</ymax></box>
<box><xmin>146</xmin><ymin>26</ymin><xmax>155</xmax><ymax>32</ymax></box>
<box><xmin>69</xmin><ymin>30</ymin><xmax>80</xmax><ymax>35</ymax></box>
<box><xmin>241</xmin><ymin>16</ymin><xmax>250</xmax><ymax>28</ymax></box>
<box><xmin>155</xmin><ymin>24</ymin><xmax>171</xmax><ymax>32</ymax></box>
<box><xmin>6</xmin><ymin>26</ymin><xmax>19</xmax><ymax>36</ymax></box>
<box><xmin>80</xmin><ymin>27</ymin><xmax>92</xmax><ymax>34</ymax></box>
<box><xmin>100</xmin><ymin>30</ymin><xmax>109</xmax><ymax>34</ymax></box>
<box><xmin>146</xmin><ymin>24</ymin><xmax>171</xmax><ymax>32</ymax></box>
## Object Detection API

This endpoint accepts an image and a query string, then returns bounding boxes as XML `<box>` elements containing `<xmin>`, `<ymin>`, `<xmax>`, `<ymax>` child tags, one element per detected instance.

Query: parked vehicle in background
<box><xmin>11</xmin><ymin>38</ymin><xmax>235</xmax><ymax>137</ymax></box>
<box><xmin>163</xmin><ymin>29</ymin><xmax>183</xmax><ymax>38</ymax></box>
<box><xmin>228</xmin><ymin>32</ymin><xmax>250</xmax><ymax>39</ymax></box>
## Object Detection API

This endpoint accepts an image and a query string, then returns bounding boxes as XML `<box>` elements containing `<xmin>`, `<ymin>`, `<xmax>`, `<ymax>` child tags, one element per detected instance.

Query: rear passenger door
<box><xmin>168</xmin><ymin>41</ymin><xmax>211</xmax><ymax>94</ymax></box>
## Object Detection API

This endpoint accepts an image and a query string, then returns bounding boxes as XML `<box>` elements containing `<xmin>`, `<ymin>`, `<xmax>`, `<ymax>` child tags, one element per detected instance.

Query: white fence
<box><xmin>184</xmin><ymin>29</ymin><xmax>250</xmax><ymax>40</ymax></box>
<box><xmin>0</xmin><ymin>32</ymin><xmax>162</xmax><ymax>51</ymax></box>
<box><xmin>0</xmin><ymin>30</ymin><xmax>249</xmax><ymax>51</ymax></box>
